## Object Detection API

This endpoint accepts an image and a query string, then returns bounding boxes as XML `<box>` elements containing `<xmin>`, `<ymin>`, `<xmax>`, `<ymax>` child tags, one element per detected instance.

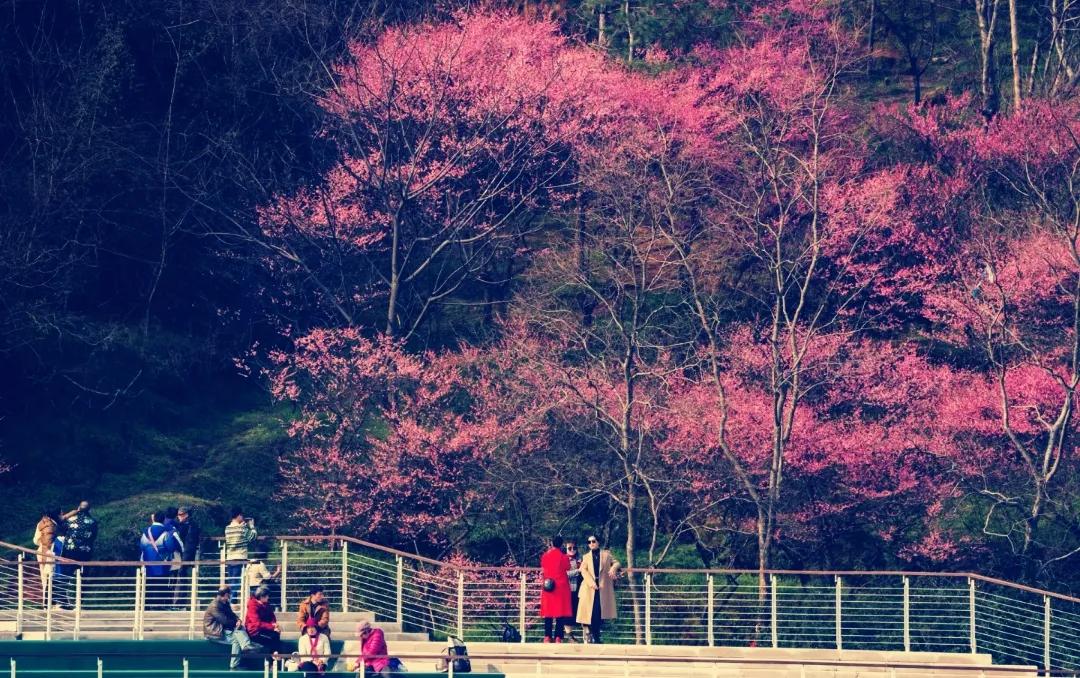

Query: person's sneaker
<box><xmin>542</xmin><ymin>636</ymin><xmax>552</xmax><ymax>643</ymax></box>
<box><xmin>554</xmin><ymin>637</ymin><xmax>563</xmax><ymax>644</ymax></box>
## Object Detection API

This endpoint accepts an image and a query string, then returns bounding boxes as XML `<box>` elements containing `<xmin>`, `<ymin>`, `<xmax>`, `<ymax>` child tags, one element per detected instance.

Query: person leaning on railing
<box><xmin>203</xmin><ymin>585</ymin><xmax>255</xmax><ymax>670</ymax></box>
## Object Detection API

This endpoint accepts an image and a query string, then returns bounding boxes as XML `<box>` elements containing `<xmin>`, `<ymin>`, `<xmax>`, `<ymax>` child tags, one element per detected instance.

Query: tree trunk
<box><xmin>910</xmin><ymin>54</ymin><xmax>923</xmax><ymax>103</ymax></box>
<box><xmin>975</xmin><ymin>0</ymin><xmax>1002</xmax><ymax>119</ymax></box>
<box><xmin>597</xmin><ymin>4</ymin><xmax>608</xmax><ymax>47</ymax></box>
<box><xmin>1008</xmin><ymin>0</ymin><xmax>1022</xmax><ymax>106</ymax></box>
<box><xmin>624</xmin><ymin>0</ymin><xmax>634</xmax><ymax>63</ymax></box>
<box><xmin>386</xmin><ymin>215</ymin><xmax>401</xmax><ymax>335</ymax></box>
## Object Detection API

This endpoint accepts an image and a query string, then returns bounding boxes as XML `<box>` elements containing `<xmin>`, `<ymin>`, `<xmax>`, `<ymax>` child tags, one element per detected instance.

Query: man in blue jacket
<box><xmin>140</xmin><ymin>511</ymin><xmax>179</xmax><ymax>610</ymax></box>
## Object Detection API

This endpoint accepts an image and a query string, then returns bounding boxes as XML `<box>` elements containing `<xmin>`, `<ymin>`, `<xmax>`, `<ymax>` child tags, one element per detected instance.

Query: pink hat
<box><xmin>306</xmin><ymin>617</ymin><xmax>318</xmax><ymax>629</ymax></box>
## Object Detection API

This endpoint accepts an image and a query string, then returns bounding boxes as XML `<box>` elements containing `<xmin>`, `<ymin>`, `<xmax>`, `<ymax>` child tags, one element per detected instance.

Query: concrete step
<box><xmin>369</xmin><ymin>642</ymin><xmax>1032</xmax><ymax>678</ymax></box>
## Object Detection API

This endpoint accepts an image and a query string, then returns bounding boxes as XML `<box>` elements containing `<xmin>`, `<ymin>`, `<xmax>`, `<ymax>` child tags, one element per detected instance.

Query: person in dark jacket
<box><xmin>204</xmin><ymin>586</ymin><xmax>255</xmax><ymax>670</ymax></box>
<box><xmin>173</xmin><ymin>506</ymin><xmax>201</xmax><ymax>607</ymax></box>
<box><xmin>57</xmin><ymin>501</ymin><xmax>98</xmax><ymax>608</ymax></box>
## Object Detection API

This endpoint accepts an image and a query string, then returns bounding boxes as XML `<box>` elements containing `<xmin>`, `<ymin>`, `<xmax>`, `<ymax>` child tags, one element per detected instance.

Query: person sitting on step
<box><xmin>245</xmin><ymin>585</ymin><xmax>283</xmax><ymax>657</ymax></box>
<box><xmin>297</xmin><ymin>584</ymin><xmax>331</xmax><ymax>636</ymax></box>
<box><xmin>295</xmin><ymin>617</ymin><xmax>330</xmax><ymax>675</ymax></box>
<box><xmin>351</xmin><ymin>620</ymin><xmax>404</xmax><ymax>676</ymax></box>
<box><xmin>203</xmin><ymin>585</ymin><xmax>255</xmax><ymax>670</ymax></box>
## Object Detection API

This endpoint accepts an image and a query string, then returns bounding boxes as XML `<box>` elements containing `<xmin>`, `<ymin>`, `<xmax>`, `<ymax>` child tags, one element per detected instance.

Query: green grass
<box><xmin>0</xmin><ymin>376</ymin><xmax>294</xmax><ymax>560</ymax></box>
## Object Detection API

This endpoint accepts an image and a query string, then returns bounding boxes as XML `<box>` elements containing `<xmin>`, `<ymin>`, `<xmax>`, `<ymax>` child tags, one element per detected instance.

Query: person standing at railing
<box><xmin>57</xmin><ymin>501</ymin><xmax>97</xmax><ymax>609</ymax></box>
<box><xmin>247</xmin><ymin>554</ymin><xmax>280</xmax><ymax>603</ymax></box>
<box><xmin>33</xmin><ymin>508</ymin><xmax>62</xmax><ymax>603</ymax></box>
<box><xmin>296</xmin><ymin>585</ymin><xmax>331</xmax><ymax>636</ymax></box>
<box><xmin>204</xmin><ymin>585</ymin><xmax>255</xmax><ymax>670</ymax></box>
<box><xmin>563</xmin><ymin>539</ymin><xmax>582</xmax><ymax>642</ymax></box>
<box><xmin>140</xmin><ymin>511</ymin><xmax>180</xmax><ymax>610</ymax></box>
<box><xmin>576</xmin><ymin>535</ymin><xmax>620</xmax><ymax>644</ymax></box>
<box><xmin>540</xmin><ymin>535</ymin><xmax>572</xmax><ymax>643</ymax></box>
<box><xmin>223</xmin><ymin>507</ymin><xmax>257</xmax><ymax>595</ymax></box>
<box><xmin>173</xmin><ymin>506</ymin><xmax>201</xmax><ymax>608</ymax></box>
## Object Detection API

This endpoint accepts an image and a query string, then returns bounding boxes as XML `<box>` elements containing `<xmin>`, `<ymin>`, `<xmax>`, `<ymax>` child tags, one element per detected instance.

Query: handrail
<box><xmin>7</xmin><ymin>532</ymin><xmax>1080</xmax><ymax>606</ymax></box>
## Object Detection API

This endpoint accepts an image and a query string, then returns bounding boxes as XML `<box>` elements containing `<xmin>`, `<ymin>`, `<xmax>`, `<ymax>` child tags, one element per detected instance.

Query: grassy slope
<box><xmin>0</xmin><ymin>376</ymin><xmax>294</xmax><ymax>560</ymax></box>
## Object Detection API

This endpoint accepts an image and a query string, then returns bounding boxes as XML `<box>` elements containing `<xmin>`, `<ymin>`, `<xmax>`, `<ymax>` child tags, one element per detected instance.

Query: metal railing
<box><xmin>2</xmin><ymin>536</ymin><xmax>1079</xmax><ymax>673</ymax></box>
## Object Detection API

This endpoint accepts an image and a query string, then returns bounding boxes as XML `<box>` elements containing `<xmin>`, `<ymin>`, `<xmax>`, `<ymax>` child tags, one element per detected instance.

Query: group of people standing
<box><xmin>33</xmin><ymin>502</ymin><xmax>99</xmax><ymax>607</ymax></box>
<box><xmin>138</xmin><ymin>505</ymin><xmax>203</xmax><ymax>607</ymax></box>
<box><xmin>539</xmin><ymin>535</ymin><xmax>621</xmax><ymax>644</ymax></box>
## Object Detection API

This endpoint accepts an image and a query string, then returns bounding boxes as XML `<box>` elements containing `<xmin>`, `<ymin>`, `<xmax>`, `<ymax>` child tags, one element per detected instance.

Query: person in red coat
<box><xmin>245</xmin><ymin>586</ymin><xmax>282</xmax><ymax>656</ymax></box>
<box><xmin>539</xmin><ymin>535</ymin><xmax>573</xmax><ymax>643</ymax></box>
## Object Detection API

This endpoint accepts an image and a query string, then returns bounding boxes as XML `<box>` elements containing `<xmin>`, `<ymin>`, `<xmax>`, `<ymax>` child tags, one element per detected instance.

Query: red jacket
<box><xmin>245</xmin><ymin>597</ymin><xmax>277</xmax><ymax>635</ymax></box>
<box><xmin>539</xmin><ymin>547</ymin><xmax>573</xmax><ymax>618</ymax></box>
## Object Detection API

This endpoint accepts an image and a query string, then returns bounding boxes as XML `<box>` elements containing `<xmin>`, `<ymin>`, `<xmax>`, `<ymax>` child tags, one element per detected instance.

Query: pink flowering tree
<box><xmin>269</xmin><ymin>329</ymin><xmax>535</xmax><ymax>548</ymax></box>
<box><xmin>258</xmin><ymin>12</ymin><xmax>617</xmax><ymax>338</ymax></box>
<box><xmin>895</xmin><ymin>98</ymin><xmax>1080</xmax><ymax>577</ymax></box>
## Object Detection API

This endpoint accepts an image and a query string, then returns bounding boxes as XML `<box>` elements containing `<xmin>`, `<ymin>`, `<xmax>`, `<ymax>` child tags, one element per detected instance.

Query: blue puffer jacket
<box><xmin>139</xmin><ymin>523</ymin><xmax>178</xmax><ymax>577</ymax></box>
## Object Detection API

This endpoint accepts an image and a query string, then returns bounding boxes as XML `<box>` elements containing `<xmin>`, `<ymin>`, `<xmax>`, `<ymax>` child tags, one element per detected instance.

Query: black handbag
<box><xmin>501</xmin><ymin>623</ymin><xmax>522</xmax><ymax>643</ymax></box>
<box><xmin>542</xmin><ymin>577</ymin><xmax>556</xmax><ymax>592</ymax></box>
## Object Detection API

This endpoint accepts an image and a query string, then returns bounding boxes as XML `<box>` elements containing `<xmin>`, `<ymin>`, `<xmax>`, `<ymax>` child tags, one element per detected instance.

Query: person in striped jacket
<box><xmin>223</xmin><ymin>507</ymin><xmax>257</xmax><ymax>595</ymax></box>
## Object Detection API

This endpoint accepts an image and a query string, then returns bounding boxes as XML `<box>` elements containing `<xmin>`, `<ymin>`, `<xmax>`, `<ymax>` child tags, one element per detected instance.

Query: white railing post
<box><xmin>518</xmin><ymin>571</ymin><xmax>527</xmax><ymax>644</ymax></box>
<box><xmin>280</xmin><ymin>540</ymin><xmax>289</xmax><ymax>612</ymax></box>
<box><xmin>262</xmin><ymin>658</ymin><xmax>269</xmax><ymax>678</ymax></box>
<box><xmin>74</xmin><ymin>568</ymin><xmax>82</xmax><ymax>639</ymax></box>
<box><xmin>218</xmin><ymin>540</ymin><xmax>226</xmax><ymax>587</ymax></box>
<box><xmin>644</xmin><ymin>572</ymin><xmax>652</xmax><ymax>646</ymax></box>
<box><xmin>183</xmin><ymin>658</ymin><xmax>190</xmax><ymax>678</ymax></box>
<box><xmin>9</xmin><ymin>658</ymin><xmax>14</xmax><ymax>678</ymax></box>
<box><xmin>456</xmin><ymin>570</ymin><xmax>465</xmax><ymax>639</ymax></box>
<box><xmin>968</xmin><ymin>577</ymin><xmax>976</xmax><ymax>654</ymax></box>
<box><xmin>341</xmin><ymin>540</ymin><xmax>349</xmax><ymax>613</ymax></box>
<box><xmin>15</xmin><ymin>554</ymin><xmax>23</xmax><ymax>638</ymax></box>
<box><xmin>396</xmin><ymin>555</ymin><xmax>404</xmax><ymax>625</ymax></box>
<box><xmin>240</xmin><ymin>564</ymin><xmax>250</xmax><ymax>613</ymax></box>
<box><xmin>96</xmin><ymin>657</ymin><xmax>103</xmax><ymax>678</ymax></box>
<box><xmin>44</xmin><ymin>568</ymin><xmax>53</xmax><ymax>641</ymax></box>
<box><xmin>706</xmin><ymin>573</ymin><xmax>714</xmax><ymax>647</ymax></box>
<box><xmin>770</xmin><ymin>574</ymin><xmax>779</xmax><ymax>648</ymax></box>
<box><xmin>1044</xmin><ymin>595</ymin><xmax>1052</xmax><ymax>672</ymax></box>
<box><xmin>902</xmin><ymin>576</ymin><xmax>911</xmax><ymax>652</ymax></box>
<box><xmin>834</xmin><ymin>575</ymin><xmax>842</xmax><ymax>651</ymax></box>
<box><xmin>136</xmin><ymin>567</ymin><xmax>146</xmax><ymax>641</ymax></box>
<box><xmin>189</xmin><ymin>564</ymin><xmax>199</xmax><ymax>639</ymax></box>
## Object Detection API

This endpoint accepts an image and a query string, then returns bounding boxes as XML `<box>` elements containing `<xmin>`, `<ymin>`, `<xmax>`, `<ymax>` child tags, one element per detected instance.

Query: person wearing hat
<box><xmin>352</xmin><ymin>620</ymin><xmax>394</xmax><ymax>676</ymax></box>
<box><xmin>203</xmin><ymin>586</ymin><xmax>255</xmax><ymax>670</ymax></box>
<box><xmin>173</xmin><ymin>506</ymin><xmax>201</xmax><ymax>608</ymax></box>
<box><xmin>295</xmin><ymin>617</ymin><xmax>330</xmax><ymax>675</ymax></box>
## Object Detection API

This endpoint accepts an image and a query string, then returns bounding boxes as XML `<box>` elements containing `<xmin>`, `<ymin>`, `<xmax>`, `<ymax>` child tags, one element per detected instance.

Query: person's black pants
<box><xmin>298</xmin><ymin>660</ymin><xmax>325</xmax><ymax>676</ymax></box>
<box><xmin>248</xmin><ymin>630</ymin><xmax>282</xmax><ymax>655</ymax></box>
<box><xmin>543</xmin><ymin>617</ymin><xmax>564</xmax><ymax>640</ymax></box>
<box><xmin>589</xmin><ymin>594</ymin><xmax>603</xmax><ymax>643</ymax></box>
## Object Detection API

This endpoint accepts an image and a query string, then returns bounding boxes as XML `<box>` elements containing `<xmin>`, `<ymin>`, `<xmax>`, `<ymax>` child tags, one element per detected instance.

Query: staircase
<box><xmin>0</xmin><ymin>608</ymin><xmax>428</xmax><ymax>642</ymax></box>
<box><xmin>375</xmin><ymin>641</ymin><xmax>1038</xmax><ymax>677</ymax></box>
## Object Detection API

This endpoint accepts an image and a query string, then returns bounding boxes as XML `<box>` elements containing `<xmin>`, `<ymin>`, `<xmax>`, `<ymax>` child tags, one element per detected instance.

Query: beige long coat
<box><xmin>576</xmin><ymin>549</ymin><xmax>620</xmax><ymax>623</ymax></box>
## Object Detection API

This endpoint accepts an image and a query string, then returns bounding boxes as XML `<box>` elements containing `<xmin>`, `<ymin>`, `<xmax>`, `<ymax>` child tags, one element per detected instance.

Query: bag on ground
<box><xmin>501</xmin><ymin>623</ymin><xmax>521</xmax><ymax>643</ymax></box>
<box><xmin>436</xmin><ymin>636</ymin><xmax>471</xmax><ymax>673</ymax></box>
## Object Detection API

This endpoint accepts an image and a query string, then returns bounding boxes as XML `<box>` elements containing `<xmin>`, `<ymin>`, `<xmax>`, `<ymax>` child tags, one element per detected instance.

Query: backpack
<box><xmin>501</xmin><ymin>623</ymin><xmax>521</xmax><ymax>643</ymax></box>
<box><xmin>436</xmin><ymin>636</ymin><xmax>471</xmax><ymax>673</ymax></box>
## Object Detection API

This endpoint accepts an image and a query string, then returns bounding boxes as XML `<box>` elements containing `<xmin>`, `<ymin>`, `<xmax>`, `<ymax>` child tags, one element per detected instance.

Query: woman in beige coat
<box><xmin>575</xmin><ymin>535</ymin><xmax>620</xmax><ymax>643</ymax></box>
